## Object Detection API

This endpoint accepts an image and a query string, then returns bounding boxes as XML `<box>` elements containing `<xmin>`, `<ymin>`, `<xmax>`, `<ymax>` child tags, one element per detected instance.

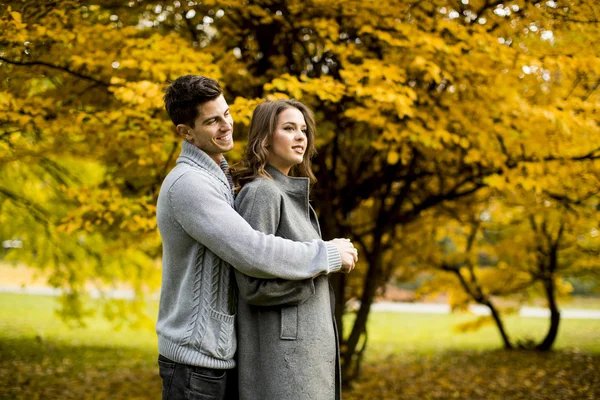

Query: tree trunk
<box><xmin>341</xmin><ymin>244</ymin><xmax>382</xmax><ymax>383</ymax></box>
<box><xmin>536</xmin><ymin>277</ymin><xmax>561</xmax><ymax>351</ymax></box>
<box><xmin>452</xmin><ymin>269</ymin><xmax>514</xmax><ymax>349</ymax></box>
<box><xmin>484</xmin><ymin>299</ymin><xmax>513</xmax><ymax>349</ymax></box>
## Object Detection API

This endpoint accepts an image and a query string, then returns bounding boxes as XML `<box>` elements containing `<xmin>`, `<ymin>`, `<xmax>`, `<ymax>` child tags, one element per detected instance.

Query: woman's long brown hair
<box><xmin>232</xmin><ymin>99</ymin><xmax>317</xmax><ymax>192</ymax></box>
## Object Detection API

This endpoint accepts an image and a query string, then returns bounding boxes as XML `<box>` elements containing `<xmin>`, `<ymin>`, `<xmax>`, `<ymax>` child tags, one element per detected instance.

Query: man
<box><xmin>156</xmin><ymin>75</ymin><xmax>358</xmax><ymax>400</ymax></box>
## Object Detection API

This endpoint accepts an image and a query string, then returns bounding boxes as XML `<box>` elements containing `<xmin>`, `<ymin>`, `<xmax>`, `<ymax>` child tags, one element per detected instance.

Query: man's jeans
<box><xmin>158</xmin><ymin>354</ymin><xmax>237</xmax><ymax>400</ymax></box>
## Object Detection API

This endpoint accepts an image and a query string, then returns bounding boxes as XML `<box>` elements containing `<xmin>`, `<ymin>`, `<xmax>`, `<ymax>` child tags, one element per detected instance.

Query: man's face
<box><xmin>178</xmin><ymin>95</ymin><xmax>234</xmax><ymax>164</ymax></box>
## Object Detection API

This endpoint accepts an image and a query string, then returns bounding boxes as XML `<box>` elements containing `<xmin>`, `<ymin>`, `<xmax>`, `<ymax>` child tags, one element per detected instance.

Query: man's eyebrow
<box><xmin>201</xmin><ymin>109</ymin><xmax>229</xmax><ymax>124</ymax></box>
<box><xmin>201</xmin><ymin>115</ymin><xmax>218</xmax><ymax>124</ymax></box>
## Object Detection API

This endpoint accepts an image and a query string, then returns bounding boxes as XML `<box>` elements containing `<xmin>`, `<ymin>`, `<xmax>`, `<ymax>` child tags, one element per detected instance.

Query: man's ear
<box><xmin>176</xmin><ymin>124</ymin><xmax>190</xmax><ymax>140</ymax></box>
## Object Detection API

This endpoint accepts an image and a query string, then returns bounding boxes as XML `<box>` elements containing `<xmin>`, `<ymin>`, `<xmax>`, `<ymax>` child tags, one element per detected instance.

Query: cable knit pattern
<box><xmin>210</xmin><ymin>259</ymin><xmax>220</xmax><ymax>310</ymax></box>
<box><xmin>219</xmin><ymin>262</ymin><xmax>231</xmax><ymax>313</ymax></box>
<box><xmin>183</xmin><ymin>246</ymin><xmax>205</xmax><ymax>345</ymax></box>
<box><xmin>192</xmin><ymin>256</ymin><xmax>216</xmax><ymax>350</ymax></box>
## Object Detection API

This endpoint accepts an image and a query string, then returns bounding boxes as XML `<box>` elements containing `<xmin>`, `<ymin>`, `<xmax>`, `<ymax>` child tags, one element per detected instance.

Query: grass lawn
<box><xmin>0</xmin><ymin>293</ymin><xmax>159</xmax><ymax>400</ymax></box>
<box><xmin>1</xmin><ymin>293</ymin><xmax>599</xmax><ymax>399</ymax></box>
<box><xmin>356</xmin><ymin>311</ymin><xmax>600</xmax><ymax>355</ymax></box>
<box><xmin>344</xmin><ymin>312</ymin><xmax>600</xmax><ymax>400</ymax></box>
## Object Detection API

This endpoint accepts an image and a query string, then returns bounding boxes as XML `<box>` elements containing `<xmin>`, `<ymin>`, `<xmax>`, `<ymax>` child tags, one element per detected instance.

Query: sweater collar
<box><xmin>265</xmin><ymin>164</ymin><xmax>310</xmax><ymax>196</ymax></box>
<box><xmin>177</xmin><ymin>140</ymin><xmax>231</xmax><ymax>190</ymax></box>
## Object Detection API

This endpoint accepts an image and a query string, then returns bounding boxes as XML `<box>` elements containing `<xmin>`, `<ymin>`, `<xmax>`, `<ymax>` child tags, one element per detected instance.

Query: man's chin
<box><xmin>220</xmin><ymin>143</ymin><xmax>235</xmax><ymax>153</ymax></box>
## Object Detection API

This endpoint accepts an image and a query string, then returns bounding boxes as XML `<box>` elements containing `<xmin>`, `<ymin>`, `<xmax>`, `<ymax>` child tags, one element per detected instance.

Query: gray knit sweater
<box><xmin>156</xmin><ymin>141</ymin><xmax>342</xmax><ymax>369</ymax></box>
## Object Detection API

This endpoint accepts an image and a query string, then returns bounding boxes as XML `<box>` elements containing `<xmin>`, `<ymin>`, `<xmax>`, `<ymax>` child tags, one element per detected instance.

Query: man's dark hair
<box><xmin>164</xmin><ymin>75</ymin><xmax>222</xmax><ymax>127</ymax></box>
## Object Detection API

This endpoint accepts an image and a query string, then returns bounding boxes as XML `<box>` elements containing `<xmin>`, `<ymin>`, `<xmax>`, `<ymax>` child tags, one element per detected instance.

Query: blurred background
<box><xmin>1</xmin><ymin>0</ymin><xmax>599</xmax><ymax>399</ymax></box>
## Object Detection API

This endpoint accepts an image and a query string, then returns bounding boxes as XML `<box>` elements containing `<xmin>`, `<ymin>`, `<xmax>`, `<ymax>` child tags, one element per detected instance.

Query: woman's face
<box><xmin>267</xmin><ymin>107</ymin><xmax>307</xmax><ymax>175</ymax></box>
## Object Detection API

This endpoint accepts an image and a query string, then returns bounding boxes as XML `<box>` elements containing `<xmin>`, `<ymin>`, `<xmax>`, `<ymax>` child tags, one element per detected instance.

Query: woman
<box><xmin>232</xmin><ymin>99</ymin><xmax>341</xmax><ymax>400</ymax></box>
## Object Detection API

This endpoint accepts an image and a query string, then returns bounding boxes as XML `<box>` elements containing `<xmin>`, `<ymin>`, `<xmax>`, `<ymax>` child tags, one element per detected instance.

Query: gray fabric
<box><xmin>235</xmin><ymin>165</ymin><xmax>341</xmax><ymax>400</ymax></box>
<box><xmin>219</xmin><ymin>157</ymin><xmax>235</xmax><ymax>193</ymax></box>
<box><xmin>156</xmin><ymin>141</ymin><xmax>342</xmax><ymax>370</ymax></box>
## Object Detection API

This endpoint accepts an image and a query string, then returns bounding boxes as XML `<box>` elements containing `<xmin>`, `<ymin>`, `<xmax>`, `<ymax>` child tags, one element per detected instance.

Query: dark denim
<box><xmin>158</xmin><ymin>354</ymin><xmax>238</xmax><ymax>400</ymax></box>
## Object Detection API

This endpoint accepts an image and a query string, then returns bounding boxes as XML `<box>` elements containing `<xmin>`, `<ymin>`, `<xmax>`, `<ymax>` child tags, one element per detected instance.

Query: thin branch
<box><xmin>0</xmin><ymin>57</ymin><xmax>109</xmax><ymax>87</ymax></box>
<box><xmin>565</xmin><ymin>72</ymin><xmax>584</xmax><ymax>100</ymax></box>
<box><xmin>0</xmin><ymin>186</ymin><xmax>51</xmax><ymax>226</ymax></box>
<box><xmin>582</xmin><ymin>78</ymin><xmax>600</xmax><ymax>101</ymax></box>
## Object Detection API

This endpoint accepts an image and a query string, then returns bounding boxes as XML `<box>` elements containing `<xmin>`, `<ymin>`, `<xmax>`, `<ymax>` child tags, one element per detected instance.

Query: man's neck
<box><xmin>208</xmin><ymin>153</ymin><xmax>223</xmax><ymax>165</ymax></box>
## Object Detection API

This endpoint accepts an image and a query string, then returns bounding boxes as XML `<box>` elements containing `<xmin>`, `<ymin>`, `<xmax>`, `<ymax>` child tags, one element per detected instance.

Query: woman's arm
<box><xmin>234</xmin><ymin>179</ymin><xmax>316</xmax><ymax>306</ymax></box>
<box><xmin>234</xmin><ymin>275</ymin><xmax>315</xmax><ymax>306</ymax></box>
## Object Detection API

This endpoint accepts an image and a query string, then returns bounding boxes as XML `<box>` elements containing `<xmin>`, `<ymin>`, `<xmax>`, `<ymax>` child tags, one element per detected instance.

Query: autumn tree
<box><xmin>411</xmin><ymin>186</ymin><xmax>599</xmax><ymax>351</ymax></box>
<box><xmin>1</xmin><ymin>0</ymin><xmax>599</xmax><ymax>381</ymax></box>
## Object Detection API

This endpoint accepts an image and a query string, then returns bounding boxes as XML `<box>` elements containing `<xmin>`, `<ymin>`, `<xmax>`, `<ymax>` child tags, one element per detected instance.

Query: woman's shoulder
<box><xmin>240</xmin><ymin>176</ymin><xmax>282</xmax><ymax>196</ymax></box>
<box><xmin>235</xmin><ymin>177</ymin><xmax>282</xmax><ymax>206</ymax></box>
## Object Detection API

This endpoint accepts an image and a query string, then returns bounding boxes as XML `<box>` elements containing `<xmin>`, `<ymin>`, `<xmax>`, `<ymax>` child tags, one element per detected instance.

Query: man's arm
<box><xmin>168</xmin><ymin>170</ymin><xmax>341</xmax><ymax>280</ymax></box>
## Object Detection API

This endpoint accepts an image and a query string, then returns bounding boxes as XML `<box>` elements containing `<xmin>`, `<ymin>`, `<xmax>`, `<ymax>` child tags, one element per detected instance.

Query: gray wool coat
<box><xmin>234</xmin><ymin>165</ymin><xmax>341</xmax><ymax>400</ymax></box>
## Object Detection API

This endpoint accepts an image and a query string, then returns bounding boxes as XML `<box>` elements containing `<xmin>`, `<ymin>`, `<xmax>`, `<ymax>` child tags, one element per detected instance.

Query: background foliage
<box><xmin>1</xmin><ymin>0</ymin><xmax>599</xmax><ymax>382</ymax></box>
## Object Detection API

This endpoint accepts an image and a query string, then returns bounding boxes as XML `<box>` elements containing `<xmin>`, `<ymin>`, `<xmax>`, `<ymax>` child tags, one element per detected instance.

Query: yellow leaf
<box><xmin>10</xmin><ymin>11</ymin><xmax>22</xmax><ymax>24</ymax></box>
<box><xmin>387</xmin><ymin>151</ymin><xmax>399</xmax><ymax>165</ymax></box>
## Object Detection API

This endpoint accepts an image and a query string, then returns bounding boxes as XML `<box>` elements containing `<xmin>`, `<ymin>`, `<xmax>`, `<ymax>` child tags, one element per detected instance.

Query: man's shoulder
<box><xmin>163</xmin><ymin>163</ymin><xmax>216</xmax><ymax>189</ymax></box>
<box><xmin>158</xmin><ymin>164</ymin><xmax>225</xmax><ymax>208</ymax></box>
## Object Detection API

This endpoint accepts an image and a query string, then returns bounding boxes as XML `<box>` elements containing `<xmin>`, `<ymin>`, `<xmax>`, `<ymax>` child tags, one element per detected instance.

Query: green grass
<box><xmin>0</xmin><ymin>293</ymin><xmax>160</xmax><ymax>400</ymax></box>
<box><xmin>352</xmin><ymin>311</ymin><xmax>600</xmax><ymax>356</ymax></box>
<box><xmin>1</xmin><ymin>293</ymin><xmax>599</xmax><ymax>399</ymax></box>
<box><xmin>345</xmin><ymin>350</ymin><xmax>600</xmax><ymax>400</ymax></box>
<box><xmin>0</xmin><ymin>292</ymin><xmax>157</xmax><ymax>348</ymax></box>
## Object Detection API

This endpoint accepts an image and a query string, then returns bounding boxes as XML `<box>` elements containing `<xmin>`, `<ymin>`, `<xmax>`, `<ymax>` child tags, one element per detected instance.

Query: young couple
<box><xmin>156</xmin><ymin>75</ymin><xmax>358</xmax><ymax>400</ymax></box>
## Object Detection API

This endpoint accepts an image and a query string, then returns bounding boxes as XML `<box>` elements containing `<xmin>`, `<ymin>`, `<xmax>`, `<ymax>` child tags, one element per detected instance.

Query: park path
<box><xmin>2</xmin><ymin>284</ymin><xmax>600</xmax><ymax>319</ymax></box>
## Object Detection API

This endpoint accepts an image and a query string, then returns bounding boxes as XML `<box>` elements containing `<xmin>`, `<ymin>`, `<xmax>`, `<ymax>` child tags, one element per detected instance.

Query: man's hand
<box><xmin>330</xmin><ymin>238</ymin><xmax>358</xmax><ymax>273</ymax></box>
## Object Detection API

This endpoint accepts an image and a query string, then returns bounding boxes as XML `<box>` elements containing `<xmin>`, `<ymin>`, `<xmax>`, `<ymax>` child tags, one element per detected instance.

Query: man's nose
<box><xmin>221</xmin><ymin>120</ymin><xmax>233</xmax><ymax>130</ymax></box>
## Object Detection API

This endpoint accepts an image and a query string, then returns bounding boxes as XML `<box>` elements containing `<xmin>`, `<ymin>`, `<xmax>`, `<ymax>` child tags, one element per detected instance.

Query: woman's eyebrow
<box><xmin>282</xmin><ymin>121</ymin><xmax>306</xmax><ymax>127</ymax></box>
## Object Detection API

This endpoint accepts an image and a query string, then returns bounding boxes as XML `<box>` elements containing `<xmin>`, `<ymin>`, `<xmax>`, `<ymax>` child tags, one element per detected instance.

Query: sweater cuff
<box><xmin>325</xmin><ymin>242</ymin><xmax>343</xmax><ymax>273</ymax></box>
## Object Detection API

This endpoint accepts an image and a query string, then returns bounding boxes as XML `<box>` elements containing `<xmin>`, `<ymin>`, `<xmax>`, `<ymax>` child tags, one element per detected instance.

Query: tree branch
<box><xmin>0</xmin><ymin>57</ymin><xmax>109</xmax><ymax>87</ymax></box>
<box><xmin>0</xmin><ymin>186</ymin><xmax>51</xmax><ymax>226</ymax></box>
